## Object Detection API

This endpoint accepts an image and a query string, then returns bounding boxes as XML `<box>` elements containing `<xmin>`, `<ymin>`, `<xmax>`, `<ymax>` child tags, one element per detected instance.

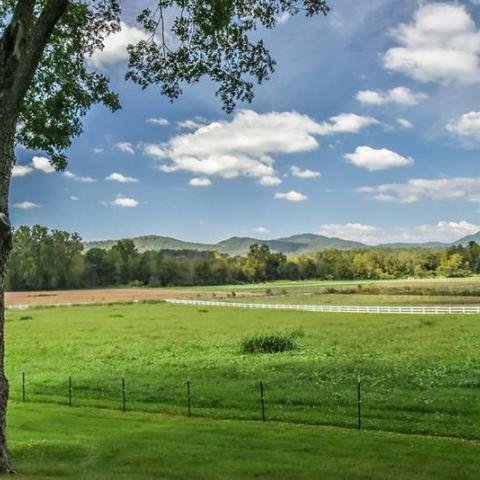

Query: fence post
<box><xmin>260</xmin><ymin>381</ymin><xmax>266</xmax><ymax>422</ymax></box>
<box><xmin>68</xmin><ymin>376</ymin><xmax>72</xmax><ymax>407</ymax></box>
<box><xmin>22</xmin><ymin>372</ymin><xmax>25</xmax><ymax>402</ymax></box>
<box><xmin>187</xmin><ymin>380</ymin><xmax>192</xmax><ymax>417</ymax></box>
<box><xmin>122</xmin><ymin>377</ymin><xmax>126</xmax><ymax>412</ymax></box>
<box><xmin>357</xmin><ymin>376</ymin><xmax>361</xmax><ymax>430</ymax></box>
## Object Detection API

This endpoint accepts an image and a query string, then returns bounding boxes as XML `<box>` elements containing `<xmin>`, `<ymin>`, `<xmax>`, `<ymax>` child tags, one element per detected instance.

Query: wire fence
<box><xmin>165</xmin><ymin>298</ymin><xmax>480</xmax><ymax>315</ymax></box>
<box><xmin>13</xmin><ymin>372</ymin><xmax>480</xmax><ymax>440</ymax></box>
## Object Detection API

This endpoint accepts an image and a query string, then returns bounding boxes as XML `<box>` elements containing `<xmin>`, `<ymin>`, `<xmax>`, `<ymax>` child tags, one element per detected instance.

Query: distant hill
<box><xmin>451</xmin><ymin>231</ymin><xmax>480</xmax><ymax>246</ymax></box>
<box><xmin>84</xmin><ymin>233</ymin><xmax>368</xmax><ymax>256</ymax></box>
<box><xmin>85</xmin><ymin>231</ymin><xmax>475</xmax><ymax>255</ymax></box>
<box><xmin>84</xmin><ymin>235</ymin><xmax>214</xmax><ymax>253</ymax></box>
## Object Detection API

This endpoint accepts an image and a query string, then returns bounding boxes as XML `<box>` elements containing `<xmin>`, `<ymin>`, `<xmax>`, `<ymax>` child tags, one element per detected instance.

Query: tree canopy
<box><xmin>0</xmin><ymin>0</ymin><xmax>329</xmax><ymax>169</ymax></box>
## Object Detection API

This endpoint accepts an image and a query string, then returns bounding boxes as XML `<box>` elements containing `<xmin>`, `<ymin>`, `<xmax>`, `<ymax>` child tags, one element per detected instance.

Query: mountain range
<box><xmin>84</xmin><ymin>230</ymin><xmax>480</xmax><ymax>256</ymax></box>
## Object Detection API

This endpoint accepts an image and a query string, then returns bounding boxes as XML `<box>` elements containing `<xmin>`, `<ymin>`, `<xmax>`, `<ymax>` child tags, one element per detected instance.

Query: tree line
<box><xmin>6</xmin><ymin>225</ymin><xmax>480</xmax><ymax>291</ymax></box>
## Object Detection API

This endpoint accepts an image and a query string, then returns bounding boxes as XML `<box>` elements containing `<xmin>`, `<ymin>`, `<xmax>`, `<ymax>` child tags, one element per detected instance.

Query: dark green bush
<box><xmin>241</xmin><ymin>329</ymin><xmax>304</xmax><ymax>354</ymax></box>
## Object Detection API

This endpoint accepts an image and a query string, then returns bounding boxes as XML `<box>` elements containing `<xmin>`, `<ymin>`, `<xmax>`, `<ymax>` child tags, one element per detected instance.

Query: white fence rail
<box><xmin>165</xmin><ymin>298</ymin><xmax>480</xmax><ymax>315</ymax></box>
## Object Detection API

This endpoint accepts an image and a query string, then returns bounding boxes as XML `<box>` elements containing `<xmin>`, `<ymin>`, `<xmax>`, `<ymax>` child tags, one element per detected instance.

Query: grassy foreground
<box><xmin>8</xmin><ymin>402</ymin><xmax>480</xmax><ymax>479</ymax></box>
<box><xmin>6</xmin><ymin>303</ymin><xmax>480</xmax><ymax>439</ymax></box>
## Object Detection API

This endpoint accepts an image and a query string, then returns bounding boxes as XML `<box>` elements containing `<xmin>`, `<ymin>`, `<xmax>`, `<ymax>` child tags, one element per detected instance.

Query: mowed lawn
<box><xmin>6</xmin><ymin>302</ymin><xmax>480</xmax><ymax>440</ymax></box>
<box><xmin>8</xmin><ymin>402</ymin><xmax>480</xmax><ymax>479</ymax></box>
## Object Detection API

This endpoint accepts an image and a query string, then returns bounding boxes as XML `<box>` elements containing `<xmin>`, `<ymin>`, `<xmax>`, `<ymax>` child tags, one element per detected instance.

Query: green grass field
<box><xmin>8</xmin><ymin>402</ymin><xmax>480</xmax><ymax>479</ymax></box>
<box><xmin>6</xmin><ymin>302</ymin><xmax>480</xmax><ymax>439</ymax></box>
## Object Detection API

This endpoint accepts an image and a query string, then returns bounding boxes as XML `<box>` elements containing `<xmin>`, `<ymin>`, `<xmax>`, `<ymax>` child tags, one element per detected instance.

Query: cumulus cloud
<box><xmin>290</xmin><ymin>166</ymin><xmax>321</xmax><ymax>178</ymax></box>
<box><xmin>70</xmin><ymin>196</ymin><xmax>79</xmax><ymax>201</ymax></box>
<box><xmin>274</xmin><ymin>190</ymin><xmax>307</xmax><ymax>202</ymax></box>
<box><xmin>446</xmin><ymin>111</ymin><xmax>480</xmax><ymax>143</ymax></box>
<box><xmin>13</xmin><ymin>201</ymin><xmax>40</xmax><ymax>209</ymax></box>
<box><xmin>345</xmin><ymin>146</ymin><xmax>414</xmax><ymax>171</ymax></box>
<box><xmin>105</xmin><ymin>172</ymin><xmax>139</xmax><ymax>183</ymax></box>
<box><xmin>383</xmin><ymin>3</ymin><xmax>480</xmax><ymax>84</ymax></box>
<box><xmin>318</xmin><ymin>221</ymin><xmax>480</xmax><ymax>245</ymax></box>
<box><xmin>189</xmin><ymin>177</ymin><xmax>211</xmax><ymax>187</ymax></box>
<box><xmin>357</xmin><ymin>176</ymin><xmax>480</xmax><ymax>203</ymax></box>
<box><xmin>253</xmin><ymin>227</ymin><xmax>271</xmax><ymax>234</ymax></box>
<box><xmin>397</xmin><ymin>118</ymin><xmax>413</xmax><ymax>128</ymax></box>
<box><xmin>144</xmin><ymin>110</ymin><xmax>377</xmax><ymax>183</ymax></box>
<box><xmin>32</xmin><ymin>156</ymin><xmax>55</xmax><ymax>173</ymax></box>
<box><xmin>114</xmin><ymin>142</ymin><xmax>135</xmax><ymax>154</ymax></box>
<box><xmin>257</xmin><ymin>176</ymin><xmax>282</xmax><ymax>186</ymax></box>
<box><xmin>111</xmin><ymin>196</ymin><xmax>139</xmax><ymax>207</ymax></box>
<box><xmin>88</xmin><ymin>21</ymin><xmax>149</xmax><ymax>68</ymax></box>
<box><xmin>146</xmin><ymin>117</ymin><xmax>169</xmax><ymax>126</ymax></box>
<box><xmin>356</xmin><ymin>87</ymin><xmax>427</xmax><ymax>106</ymax></box>
<box><xmin>64</xmin><ymin>171</ymin><xmax>96</xmax><ymax>183</ymax></box>
<box><xmin>12</xmin><ymin>165</ymin><xmax>33</xmax><ymax>177</ymax></box>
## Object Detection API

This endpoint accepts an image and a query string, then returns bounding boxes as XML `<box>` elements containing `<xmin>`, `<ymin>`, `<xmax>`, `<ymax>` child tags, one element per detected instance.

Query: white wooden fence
<box><xmin>165</xmin><ymin>298</ymin><xmax>480</xmax><ymax>315</ymax></box>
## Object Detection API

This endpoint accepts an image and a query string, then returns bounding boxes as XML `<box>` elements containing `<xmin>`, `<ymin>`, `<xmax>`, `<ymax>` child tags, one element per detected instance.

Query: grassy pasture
<box><xmin>8</xmin><ymin>402</ymin><xmax>480</xmax><ymax>479</ymax></box>
<box><xmin>6</xmin><ymin>302</ymin><xmax>480</xmax><ymax>440</ymax></box>
<box><xmin>185</xmin><ymin>276</ymin><xmax>480</xmax><ymax>292</ymax></box>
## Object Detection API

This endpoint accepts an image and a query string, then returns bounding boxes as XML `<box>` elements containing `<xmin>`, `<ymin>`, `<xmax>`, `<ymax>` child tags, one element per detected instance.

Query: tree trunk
<box><xmin>0</xmin><ymin>123</ymin><xmax>15</xmax><ymax>474</ymax></box>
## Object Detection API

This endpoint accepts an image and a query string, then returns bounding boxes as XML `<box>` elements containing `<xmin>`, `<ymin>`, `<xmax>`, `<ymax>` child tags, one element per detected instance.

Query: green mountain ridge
<box><xmin>84</xmin><ymin>233</ymin><xmax>367</xmax><ymax>255</ymax></box>
<box><xmin>84</xmin><ymin>230</ymin><xmax>480</xmax><ymax>256</ymax></box>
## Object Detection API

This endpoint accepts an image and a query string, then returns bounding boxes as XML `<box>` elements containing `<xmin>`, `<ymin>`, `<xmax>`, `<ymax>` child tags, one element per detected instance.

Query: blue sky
<box><xmin>11</xmin><ymin>0</ymin><xmax>480</xmax><ymax>244</ymax></box>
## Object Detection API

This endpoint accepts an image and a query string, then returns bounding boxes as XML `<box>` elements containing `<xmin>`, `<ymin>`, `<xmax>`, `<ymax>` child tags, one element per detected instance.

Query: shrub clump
<box><xmin>241</xmin><ymin>329</ymin><xmax>304</xmax><ymax>354</ymax></box>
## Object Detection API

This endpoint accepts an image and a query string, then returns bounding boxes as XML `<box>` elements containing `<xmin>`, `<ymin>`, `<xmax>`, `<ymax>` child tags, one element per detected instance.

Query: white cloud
<box><xmin>316</xmin><ymin>113</ymin><xmax>379</xmax><ymax>135</ymax></box>
<box><xmin>318</xmin><ymin>223</ymin><xmax>384</xmax><ymax>244</ymax></box>
<box><xmin>253</xmin><ymin>227</ymin><xmax>271</xmax><ymax>234</ymax></box>
<box><xmin>94</xmin><ymin>148</ymin><xmax>104</xmax><ymax>154</ymax></box>
<box><xmin>64</xmin><ymin>171</ymin><xmax>96</xmax><ymax>183</ymax></box>
<box><xmin>88</xmin><ymin>21</ymin><xmax>149</xmax><ymax>68</ymax></box>
<box><xmin>290</xmin><ymin>165</ymin><xmax>321</xmax><ymax>178</ymax></box>
<box><xmin>383</xmin><ymin>3</ymin><xmax>480</xmax><ymax>84</ymax></box>
<box><xmin>13</xmin><ymin>201</ymin><xmax>40</xmax><ymax>209</ymax></box>
<box><xmin>274</xmin><ymin>190</ymin><xmax>307</xmax><ymax>202</ymax></box>
<box><xmin>189</xmin><ymin>177</ymin><xmax>211</xmax><ymax>187</ymax></box>
<box><xmin>32</xmin><ymin>156</ymin><xmax>55</xmax><ymax>173</ymax></box>
<box><xmin>105</xmin><ymin>172</ymin><xmax>139</xmax><ymax>183</ymax></box>
<box><xmin>177</xmin><ymin>119</ymin><xmax>207</xmax><ymax>130</ymax></box>
<box><xmin>357</xmin><ymin>176</ymin><xmax>480</xmax><ymax>203</ymax></box>
<box><xmin>397</xmin><ymin>118</ymin><xmax>413</xmax><ymax>128</ymax></box>
<box><xmin>111</xmin><ymin>196</ymin><xmax>139</xmax><ymax>208</ymax></box>
<box><xmin>356</xmin><ymin>87</ymin><xmax>427</xmax><ymax>106</ymax></box>
<box><xmin>70</xmin><ymin>196</ymin><xmax>79</xmax><ymax>201</ymax></box>
<box><xmin>114</xmin><ymin>142</ymin><xmax>135</xmax><ymax>154</ymax></box>
<box><xmin>257</xmin><ymin>176</ymin><xmax>282</xmax><ymax>186</ymax></box>
<box><xmin>12</xmin><ymin>165</ymin><xmax>33</xmax><ymax>177</ymax></box>
<box><xmin>345</xmin><ymin>146</ymin><xmax>414</xmax><ymax>171</ymax></box>
<box><xmin>446</xmin><ymin>111</ymin><xmax>480</xmax><ymax>143</ymax></box>
<box><xmin>317</xmin><ymin>221</ymin><xmax>480</xmax><ymax>245</ymax></box>
<box><xmin>146</xmin><ymin>117</ymin><xmax>169</xmax><ymax>126</ymax></box>
<box><xmin>145</xmin><ymin>110</ymin><xmax>377</xmax><ymax>183</ymax></box>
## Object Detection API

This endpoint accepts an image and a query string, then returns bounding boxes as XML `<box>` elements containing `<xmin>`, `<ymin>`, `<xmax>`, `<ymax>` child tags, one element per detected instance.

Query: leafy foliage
<box><xmin>127</xmin><ymin>0</ymin><xmax>329</xmax><ymax>112</ymax></box>
<box><xmin>7</xmin><ymin>225</ymin><xmax>480</xmax><ymax>291</ymax></box>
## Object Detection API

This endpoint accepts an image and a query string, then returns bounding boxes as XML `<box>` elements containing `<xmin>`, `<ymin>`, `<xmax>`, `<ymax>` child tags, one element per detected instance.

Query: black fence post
<box><xmin>68</xmin><ymin>376</ymin><xmax>72</xmax><ymax>407</ymax></box>
<box><xmin>357</xmin><ymin>376</ymin><xmax>362</xmax><ymax>430</ymax></box>
<box><xmin>260</xmin><ymin>381</ymin><xmax>265</xmax><ymax>422</ymax></box>
<box><xmin>187</xmin><ymin>380</ymin><xmax>192</xmax><ymax>417</ymax></box>
<box><xmin>22</xmin><ymin>372</ymin><xmax>25</xmax><ymax>402</ymax></box>
<box><xmin>122</xmin><ymin>377</ymin><xmax>126</xmax><ymax>412</ymax></box>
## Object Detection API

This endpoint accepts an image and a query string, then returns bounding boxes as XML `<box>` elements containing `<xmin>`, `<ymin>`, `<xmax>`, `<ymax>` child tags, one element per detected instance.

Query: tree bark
<box><xmin>0</xmin><ymin>121</ymin><xmax>15</xmax><ymax>474</ymax></box>
<box><xmin>0</xmin><ymin>1</ymin><xmax>69</xmax><ymax>470</ymax></box>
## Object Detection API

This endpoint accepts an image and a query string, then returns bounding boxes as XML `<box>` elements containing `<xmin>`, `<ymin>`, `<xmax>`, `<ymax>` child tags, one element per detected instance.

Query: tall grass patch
<box><xmin>241</xmin><ymin>329</ymin><xmax>304</xmax><ymax>354</ymax></box>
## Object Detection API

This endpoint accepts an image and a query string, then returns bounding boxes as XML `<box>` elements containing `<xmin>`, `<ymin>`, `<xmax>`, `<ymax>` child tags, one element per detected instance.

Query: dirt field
<box><xmin>5</xmin><ymin>287</ymin><xmax>228</xmax><ymax>308</ymax></box>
